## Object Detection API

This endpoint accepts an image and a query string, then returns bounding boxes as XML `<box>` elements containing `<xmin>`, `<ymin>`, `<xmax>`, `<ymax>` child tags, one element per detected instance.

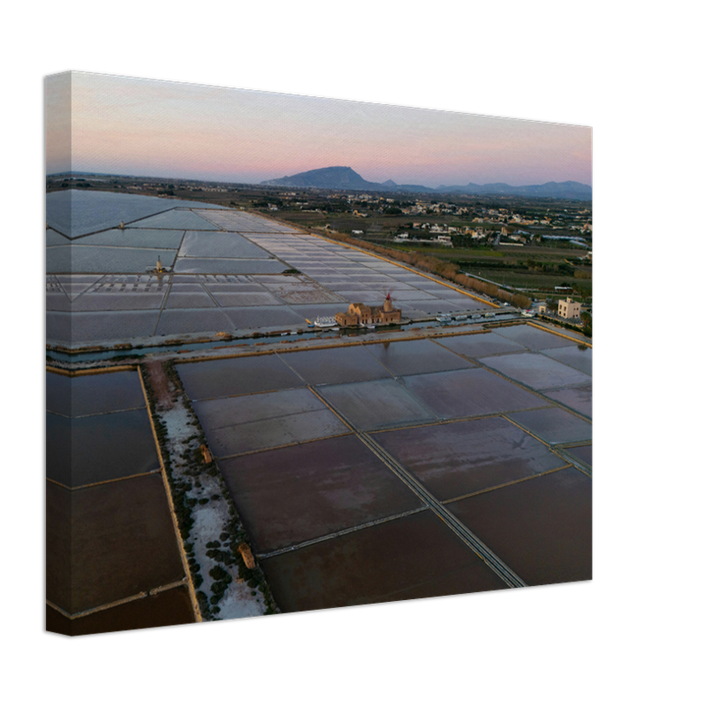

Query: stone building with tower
<box><xmin>335</xmin><ymin>294</ymin><xmax>402</xmax><ymax>327</ymax></box>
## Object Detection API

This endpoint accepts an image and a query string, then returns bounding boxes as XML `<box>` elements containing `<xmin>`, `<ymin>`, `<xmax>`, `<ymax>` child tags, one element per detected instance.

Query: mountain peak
<box><xmin>261</xmin><ymin>166</ymin><xmax>375</xmax><ymax>190</ymax></box>
<box><xmin>261</xmin><ymin>167</ymin><xmax>591</xmax><ymax>199</ymax></box>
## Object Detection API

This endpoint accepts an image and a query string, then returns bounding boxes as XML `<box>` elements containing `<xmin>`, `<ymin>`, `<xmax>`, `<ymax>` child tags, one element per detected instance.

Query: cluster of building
<box><xmin>331</xmin><ymin>293</ymin><xmax>584</xmax><ymax>327</ymax></box>
<box><xmin>393</xmin><ymin>232</ymin><xmax>453</xmax><ymax>246</ymax></box>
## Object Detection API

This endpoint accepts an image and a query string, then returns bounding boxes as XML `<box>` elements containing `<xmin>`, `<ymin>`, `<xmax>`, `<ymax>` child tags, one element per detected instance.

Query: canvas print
<box><xmin>45</xmin><ymin>71</ymin><xmax>592</xmax><ymax>636</ymax></box>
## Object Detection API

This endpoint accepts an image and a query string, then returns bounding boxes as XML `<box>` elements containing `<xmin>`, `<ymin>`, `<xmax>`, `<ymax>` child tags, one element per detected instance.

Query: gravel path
<box><xmin>143</xmin><ymin>361</ymin><xmax>271</xmax><ymax>621</ymax></box>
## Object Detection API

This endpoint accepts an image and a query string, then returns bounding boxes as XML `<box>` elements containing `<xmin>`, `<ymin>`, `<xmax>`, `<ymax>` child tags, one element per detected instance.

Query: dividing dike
<box><xmin>139</xmin><ymin>359</ymin><xmax>278</xmax><ymax>621</ymax></box>
<box><xmin>308</xmin><ymin>387</ymin><xmax>528</xmax><ymax>589</ymax></box>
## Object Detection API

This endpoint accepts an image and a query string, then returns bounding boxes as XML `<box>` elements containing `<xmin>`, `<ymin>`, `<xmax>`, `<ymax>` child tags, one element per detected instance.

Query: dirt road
<box><xmin>145</xmin><ymin>360</ymin><xmax>173</xmax><ymax>410</ymax></box>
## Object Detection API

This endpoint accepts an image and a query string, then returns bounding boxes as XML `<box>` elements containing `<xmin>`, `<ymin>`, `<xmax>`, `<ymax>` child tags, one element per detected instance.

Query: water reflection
<box><xmin>45</xmin><ymin>367</ymin><xmax>187</xmax><ymax>635</ymax></box>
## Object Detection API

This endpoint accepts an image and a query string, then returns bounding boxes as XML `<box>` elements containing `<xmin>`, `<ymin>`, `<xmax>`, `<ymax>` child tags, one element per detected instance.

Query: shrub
<box><xmin>209</xmin><ymin>565</ymin><xmax>231</xmax><ymax>582</ymax></box>
<box><xmin>218</xmin><ymin>551</ymin><xmax>233</xmax><ymax>565</ymax></box>
<box><xmin>210</xmin><ymin>581</ymin><xmax>225</xmax><ymax>594</ymax></box>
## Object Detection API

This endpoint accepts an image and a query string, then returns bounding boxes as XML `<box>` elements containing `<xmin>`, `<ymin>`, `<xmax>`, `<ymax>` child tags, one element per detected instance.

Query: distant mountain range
<box><xmin>261</xmin><ymin>166</ymin><xmax>592</xmax><ymax>200</ymax></box>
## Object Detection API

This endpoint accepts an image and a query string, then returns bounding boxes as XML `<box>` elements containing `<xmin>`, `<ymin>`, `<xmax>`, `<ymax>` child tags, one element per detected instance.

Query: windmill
<box><xmin>383</xmin><ymin>287</ymin><xmax>398</xmax><ymax>314</ymax></box>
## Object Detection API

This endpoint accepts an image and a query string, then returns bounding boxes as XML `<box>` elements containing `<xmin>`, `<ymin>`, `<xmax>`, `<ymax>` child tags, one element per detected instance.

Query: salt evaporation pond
<box><xmin>46</xmin><ymin>367</ymin><xmax>194</xmax><ymax>632</ymax></box>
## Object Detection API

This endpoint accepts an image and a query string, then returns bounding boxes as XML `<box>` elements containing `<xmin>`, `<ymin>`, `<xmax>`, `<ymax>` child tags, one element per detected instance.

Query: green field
<box><xmin>463</xmin><ymin>266</ymin><xmax>592</xmax><ymax>295</ymax></box>
<box><xmin>378</xmin><ymin>241</ymin><xmax>592</xmax><ymax>296</ymax></box>
<box><xmin>387</xmin><ymin>243</ymin><xmax>503</xmax><ymax>258</ymax></box>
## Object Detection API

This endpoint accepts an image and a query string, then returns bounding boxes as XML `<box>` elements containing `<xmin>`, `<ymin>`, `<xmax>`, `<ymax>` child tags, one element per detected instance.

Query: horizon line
<box><xmin>48</xmin><ymin>169</ymin><xmax>592</xmax><ymax>190</ymax></box>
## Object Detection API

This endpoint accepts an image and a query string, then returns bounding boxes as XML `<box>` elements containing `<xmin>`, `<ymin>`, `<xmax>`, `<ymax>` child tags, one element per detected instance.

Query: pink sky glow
<box><xmin>46</xmin><ymin>72</ymin><xmax>591</xmax><ymax>187</ymax></box>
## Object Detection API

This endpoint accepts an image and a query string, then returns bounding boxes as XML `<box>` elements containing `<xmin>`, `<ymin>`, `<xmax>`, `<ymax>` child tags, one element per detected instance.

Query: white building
<box><xmin>558</xmin><ymin>297</ymin><xmax>582</xmax><ymax>320</ymax></box>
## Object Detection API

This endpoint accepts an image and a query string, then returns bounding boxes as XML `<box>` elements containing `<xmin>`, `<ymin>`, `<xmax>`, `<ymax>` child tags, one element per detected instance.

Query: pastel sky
<box><xmin>46</xmin><ymin>72</ymin><xmax>592</xmax><ymax>187</ymax></box>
